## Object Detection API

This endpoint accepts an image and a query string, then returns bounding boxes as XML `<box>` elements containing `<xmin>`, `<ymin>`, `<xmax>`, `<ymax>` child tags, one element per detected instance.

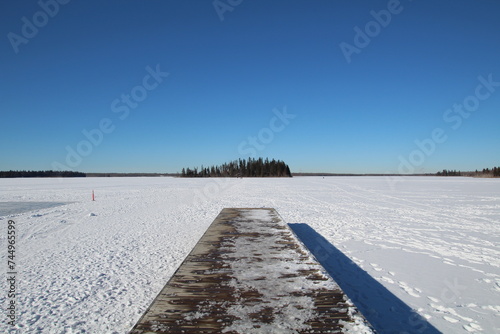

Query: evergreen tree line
<box><xmin>181</xmin><ymin>158</ymin><xmax>292</xmax><ymax>178</ymax></box>
<box><xmin>437</xmin><ymin>167</ymin><xmax>500</xmax><ymax>177</ymax></box>
<box><xmin>436</xmin><ymin>169</ymin><xmax>462</xmax><ymax>176</ymax></box>
<box><xmin>0</xmin><ymin>170</ymin><xmax>86</xmax><ymax>178</ymax></box>
<box><xmin>475</xmin><ymin>167</ymin><xmax>500</xmax><ymax>177</ymax></box>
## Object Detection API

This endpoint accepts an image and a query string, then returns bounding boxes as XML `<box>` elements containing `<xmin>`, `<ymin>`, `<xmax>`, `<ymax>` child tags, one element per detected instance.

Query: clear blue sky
<box><xmin>1</xmin><ymin>0</ymin><xmax>499</xmax><ymax>174</ymax></box>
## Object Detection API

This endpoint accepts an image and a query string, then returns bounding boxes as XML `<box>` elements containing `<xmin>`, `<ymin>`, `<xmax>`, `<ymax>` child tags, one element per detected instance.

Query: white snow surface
<box><xmin>0</xmin><ymin>176</ymin><xmax>499</xmax><ymax>333</ymax></box>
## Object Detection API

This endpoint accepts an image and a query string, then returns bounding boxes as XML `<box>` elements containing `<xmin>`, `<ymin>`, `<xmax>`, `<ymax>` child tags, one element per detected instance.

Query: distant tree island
<box><xmin>180</xmin><ymin>158</ymin><xmax>292</xmax><ymax>178</ymax></box>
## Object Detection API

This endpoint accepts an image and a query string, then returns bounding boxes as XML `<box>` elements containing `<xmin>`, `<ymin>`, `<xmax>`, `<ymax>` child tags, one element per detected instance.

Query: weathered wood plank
<box><xmin>130</xmin><ymin>208</ymin><xmax>373</xmax><ymax>333</ymax></box>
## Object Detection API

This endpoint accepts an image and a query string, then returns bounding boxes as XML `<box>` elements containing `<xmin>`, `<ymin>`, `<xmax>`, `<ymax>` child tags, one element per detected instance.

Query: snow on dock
<box><xmin>130</xmin><ymin>208</ymin><xmax>373</xmax><ymax>333</ymax></box>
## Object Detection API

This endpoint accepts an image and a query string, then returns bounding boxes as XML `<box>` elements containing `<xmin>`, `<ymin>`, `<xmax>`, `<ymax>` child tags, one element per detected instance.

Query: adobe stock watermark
<box><xmin>213</xmin><ymin>0</ymin><xmax>243</xmax><ymax>21</ymax></box>
<box><xmin>6</xmin><ymin>220</ymin><xmax>18</xmax><ymax>329</ymax></box>
<box><xmin>238</xmin><ymin>106</ymin><xmax>296</xmax><ymax>157</ymax></box>
<box><xmin>440</xmin><ymin>278</ymin><xmax>466</xmax><ymax>304</ymax></box>
<box><xmin>51</xmin><ymin>64</ymin><xmax>169</xmax><ymax>171</ymax></box>
<box><xmin>386</xmin><ymin>73</ymin><xmax>499</xmax><ymax>189</ymax></box>
<box><xmin>7</xmin><ymin>0</ymin><xmax>71</xmax><ymax>54</ymax></box>
<box><xmin>192</xmin><ymin>177</ymin><xmax>235</xmax><ymax>207</ymax></box>
<box><xmin>192</xmin><ymin>106</ymin><xmax>295</xmax><ymax>205</ymax></box>
<box><xmin>339</xmin><ymin>0</ymin><xmax>412</xmax><ymax>64</ymax></box>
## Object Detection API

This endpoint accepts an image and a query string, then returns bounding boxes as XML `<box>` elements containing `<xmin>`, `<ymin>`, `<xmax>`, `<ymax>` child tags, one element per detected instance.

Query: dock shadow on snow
<box><xmin>289</xmin><ymin>223</ymin><xmax>441</xmax><ymax>334</ymax></box>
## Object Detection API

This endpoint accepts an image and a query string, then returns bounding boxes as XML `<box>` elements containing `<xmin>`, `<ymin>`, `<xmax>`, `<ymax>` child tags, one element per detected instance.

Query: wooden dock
<box><xmin>130</xmin><ymin>208</ymin><xmax>373</xmax><ymax>333</ymax></box>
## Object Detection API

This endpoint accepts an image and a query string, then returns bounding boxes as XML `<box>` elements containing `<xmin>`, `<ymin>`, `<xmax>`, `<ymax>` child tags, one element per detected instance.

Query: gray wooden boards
<box><xmin>130</xmin><ymin>208</ymin><xmax>374</xmax><ymax>334</ymax></box>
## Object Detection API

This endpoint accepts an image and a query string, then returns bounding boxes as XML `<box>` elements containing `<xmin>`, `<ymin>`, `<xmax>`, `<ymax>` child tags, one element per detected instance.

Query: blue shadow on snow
<box><xmin>288</xmin><ymin>223</ymin><xmax>441</xmax><ymax>334</ymax></box>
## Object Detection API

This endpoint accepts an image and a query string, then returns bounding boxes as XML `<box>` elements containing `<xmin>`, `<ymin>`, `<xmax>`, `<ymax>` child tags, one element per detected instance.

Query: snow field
<box><xmin>0</xmin><ymin>176</ymin><xmax>499</xmax><ymax>333</ymax></box>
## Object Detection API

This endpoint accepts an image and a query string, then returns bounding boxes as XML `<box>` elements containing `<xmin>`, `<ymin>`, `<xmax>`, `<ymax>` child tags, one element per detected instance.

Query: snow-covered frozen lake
<box><xmin>0</xmin><ymin>176</ymin><xmax>499</xmax><ymax>333</ymax></box>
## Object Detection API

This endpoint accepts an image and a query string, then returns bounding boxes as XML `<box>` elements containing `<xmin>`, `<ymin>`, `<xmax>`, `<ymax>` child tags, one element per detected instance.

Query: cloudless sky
<box><xmin>1</xmin><ymin>0</ymin><xmax>499</xmax><ymax>173</ymax></box>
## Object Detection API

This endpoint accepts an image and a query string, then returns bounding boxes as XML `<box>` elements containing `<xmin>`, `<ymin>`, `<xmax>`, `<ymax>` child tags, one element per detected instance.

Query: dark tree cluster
<box><xmin>475</xmin><ymin>167</ymin><xmax>500</xmax><ymax>177</ymax></box>
<box><xmin>436</xmin><ymin>169</ymin><xmax>462</xmax><ymax>176</ymax></box>
<box><xmin>0</xmin><ymin>170</ymin><xmax>86</xmax><ymax>178</ymax></box>
<box><xmin>181</xmin><ymin>158</ymin><xmax>292</xmax><ymax>178</ymax></box>
<box><xmin>438</xmin><ymin>167</ymin><xmax>500</xmax><ymax>178</ymax></box>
